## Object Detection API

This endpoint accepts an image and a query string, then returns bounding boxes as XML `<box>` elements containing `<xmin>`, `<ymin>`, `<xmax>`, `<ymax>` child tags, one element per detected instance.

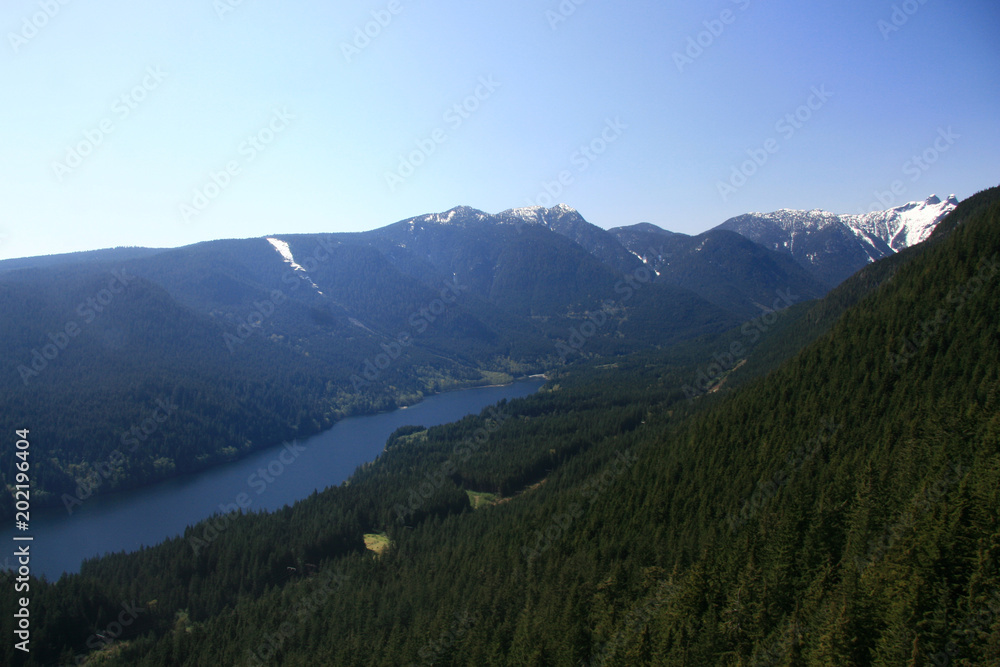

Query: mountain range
<box><xmin>2</xmin><ymin>185</ymin><xmax>997</xmax><ymax>666</ymax></box>
<box><xmin>714</xmin><ymin>194</ymin><xmax>958</xmax><ymax>286</ymax></box>
<box><xmin>0</xmin><ymin>196</ymin><xmax>955</xmax><ymax>513</ymax></box>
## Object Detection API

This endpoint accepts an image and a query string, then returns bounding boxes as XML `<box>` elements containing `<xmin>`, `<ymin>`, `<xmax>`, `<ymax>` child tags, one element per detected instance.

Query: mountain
<box><xmin>715</xmin><ymin>194</ymin><xmax>958</xmax><ymax>286</ymax></box>
<box><xmin>4</xmin><ymin>186</ymin><xmax>997</xmax><ymax>666</ymax></box>
<box><xmin>0</xmin><ymin>207</ymin><xmax>740</xmax><ymax>514</ymax></box>
<box><xmin>0</xmin><ymin>246</ymin><xmax>165</xmax><ymax>274</ymax></box>
<box><xmin>849</xmin><ymin>193</ymin><xmax>959</xmax><ymax>250</ymax></box>
<box><xmin>496</xmin><ymin>203</ymin><xmax>643</xmax><ymax>275</ymax></box>
<box><xmin>608</xmin><ymin>222</ymin><xmax>829</xmax><ymax>320</ymax></box>
<box><xmin>388</xmin><ymin>204</ymin><xmax>828</xmax><ymax>322</ymax></box>
<box><xmin>0</xmin><ymin>197</ymin><xmax>962</xmax><ymax>515</ymax></box>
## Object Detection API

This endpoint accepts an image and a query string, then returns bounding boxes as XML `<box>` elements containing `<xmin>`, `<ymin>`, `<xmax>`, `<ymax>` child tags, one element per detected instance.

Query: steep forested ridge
<box><xmin>1</xmin><ymin>187</ymin><xmax>997</xmax><ymax>665</ymax></box>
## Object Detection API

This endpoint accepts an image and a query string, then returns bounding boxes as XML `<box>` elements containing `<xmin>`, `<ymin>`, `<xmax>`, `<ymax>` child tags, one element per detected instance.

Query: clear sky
<box><xmin>1</xmin><ymin>0</ymin><xmax>998</xmax><ymax>260</ymax></box>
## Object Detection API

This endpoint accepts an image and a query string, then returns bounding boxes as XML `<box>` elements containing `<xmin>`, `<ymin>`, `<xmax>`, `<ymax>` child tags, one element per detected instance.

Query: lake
<box><xmin>3</xmin><ymin>379</ymin><xmax>545</xmax><ymax>578</ymax></box>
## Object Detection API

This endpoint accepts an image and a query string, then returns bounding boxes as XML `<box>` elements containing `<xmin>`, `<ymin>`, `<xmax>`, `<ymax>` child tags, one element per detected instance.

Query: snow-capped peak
<box><xmin>498</xmin><ymin>203</ymin><xmax>579</xmax><ymax>226</ymax></box>
<box><xmin>740</xmin><ymin>195</ymin><xmax>956</xmax><ymax>254</ymax></box>
<box><xmin>419</xmin><ymin>206</ymin><xmax>488</xmax><ymax>225</ymax></box>
<box><xmin>845</xmin><ymin>195</ymin><xmax>957</xmax><ymax>252</ymax></box>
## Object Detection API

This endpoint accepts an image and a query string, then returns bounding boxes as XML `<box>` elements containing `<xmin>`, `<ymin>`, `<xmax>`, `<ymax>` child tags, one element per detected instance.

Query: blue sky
<box><xmin>1</xmin><ymin>0</ymin><xmax>997</xmax><ymax>260</ymax></box>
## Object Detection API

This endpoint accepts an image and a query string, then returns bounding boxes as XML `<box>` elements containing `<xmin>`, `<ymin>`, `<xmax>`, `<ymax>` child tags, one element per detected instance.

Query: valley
<box><xmin>1</xmin><ymin>187</ymin><xmax>997</xmax><ymax>665</ymax></box>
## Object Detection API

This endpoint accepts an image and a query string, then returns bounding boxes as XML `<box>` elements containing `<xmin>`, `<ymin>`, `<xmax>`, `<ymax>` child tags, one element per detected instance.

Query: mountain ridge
<box><xmin>715</xmin><ymin>194</ymin><xmax>957</xmax><ymax>285</ymax></box>
<box><xmin>4</xmin><ymin>186</ymin><xmax>996</xmax><ymax>666</ymax></box>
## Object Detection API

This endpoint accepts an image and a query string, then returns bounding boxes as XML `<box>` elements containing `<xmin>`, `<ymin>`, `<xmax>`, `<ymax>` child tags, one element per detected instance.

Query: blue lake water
<box><xmin>4</xmin><ymin>379</ymin><xmax>544</xmax><ymax>578</ymax></box>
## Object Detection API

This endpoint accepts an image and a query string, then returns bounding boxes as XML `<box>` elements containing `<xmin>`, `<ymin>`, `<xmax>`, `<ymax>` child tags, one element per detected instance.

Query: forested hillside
<box><xmin>608</xmin><ymin>224</ymin><xmax>828</xmax><ymax>321</ymax></box>
<box><xmin>0</xmin><ymin>205</ymin><xmax>758</xmax><ymax>514</ymax></box>
<box><xmin>2</xmin><ymin>187</ymin><xmax>996</xmax><ymax>665</ymax></box>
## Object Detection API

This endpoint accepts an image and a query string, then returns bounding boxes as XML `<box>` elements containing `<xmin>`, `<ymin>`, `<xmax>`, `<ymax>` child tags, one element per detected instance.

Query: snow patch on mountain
<box><xmin>413</xmin><ymin>206</ymin><xmax>489</xmax><ymax>227</ymax></box>
<box><xmin>266</xmin><ymin>237</ymin><xmax>324</xmax><ymax>295</ymax></box>
<box><xmin>498</xmin><ymin>204</ymin><xmax>579</xmax><ymax>226</ymax></box>
<box><xmin>739</xmin><ymin>195</ymin><xmax>956</xmax><ymax>255</ymax></box>
<box><xmin>715</xmin><ymin>194</ymin><xmax>958</xmax><ymax>286</ymax></box>
<box><xmin>845</xmin><ymin>194</ymin><xmax>957</xmax><ymax>252</ymax></box>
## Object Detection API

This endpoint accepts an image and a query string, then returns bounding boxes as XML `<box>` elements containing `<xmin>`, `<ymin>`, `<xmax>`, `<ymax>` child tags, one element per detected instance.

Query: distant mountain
<box><xmin>495</xmin><ymin>204</ymin><xmax>643</xmax><ymax>275</ymax></box>
<box><xmin>715</xmin><ymin>195</ymin><xmax>958</xmax><ymax>286</ymax></box>
<box><xmin>13</xmin><ymin>186</ymin><xmax>997</xmax><ymax>667</ymax></box>
<box><xmin>0</xmin><ymin>197</ymin><xmax>961</xmax><ymax>511</ymax></box>
<box><xmin>609</xmin><ymin>223</ymin><xmax>828</xmax><ymax>320</ymax></box>
<box><xmin>0</xmin><ymin>206</ymin><xmax>741</xmax><ymax>512</ymax></box>
<box><xmin>0</xmin><ymin>246</ymin><xmax>165</xmax><ymax>274</ymax></box>
<box><xmin>393</xmin><ymin>204</ymin><xmax>826</xmax><ymax>322</ymax></box>
<box><xmin>357</xmin><ymin>205</ymin><xmax>733</xmax><ymax>341</ymax></box>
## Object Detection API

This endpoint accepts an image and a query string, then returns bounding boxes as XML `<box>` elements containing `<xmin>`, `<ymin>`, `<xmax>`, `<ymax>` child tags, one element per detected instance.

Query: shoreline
<box><xmin>3</xmin><ymin>378</ymin><xmax>548</xmax><ymax>577</ymax></box>
<box><xmin>10</xmin><ymin>374</ymin><xmax>549</xmax><ymax>520</ymax></box>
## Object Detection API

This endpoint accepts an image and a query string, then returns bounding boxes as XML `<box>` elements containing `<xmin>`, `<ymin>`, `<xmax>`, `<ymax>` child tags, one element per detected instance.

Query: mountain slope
<box><xmin>497</xmin><ymin>203</ymin><xmax>643</xmax><ymax>275</ymax></box>
<box><xmin>0</xmin><ymin>197</ymin><xmax>964</xmax><ymax>515</ymax></box>
<box><xmin>716</xmin><ymin>195</ymin><xmax>957</xmax><ymax>286</ymax></box>
<box><xmin>849</xmin><ymin>193</ymin><xmax>959</xmax><ymax>250</ymax></box>
<box><xmin>610</xmin><ymin>222</ymin><xmax>828</xmax><ymax>320</ymax></box>
<box><xmin>0</xmin><ymin>209</ymin><xmax>739</xmax><ymax>513</ymax></box>
<box><xmin>5</xmin><ymin>187</ymin><xmax>997</xmax><ymax>666</ymax></box>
